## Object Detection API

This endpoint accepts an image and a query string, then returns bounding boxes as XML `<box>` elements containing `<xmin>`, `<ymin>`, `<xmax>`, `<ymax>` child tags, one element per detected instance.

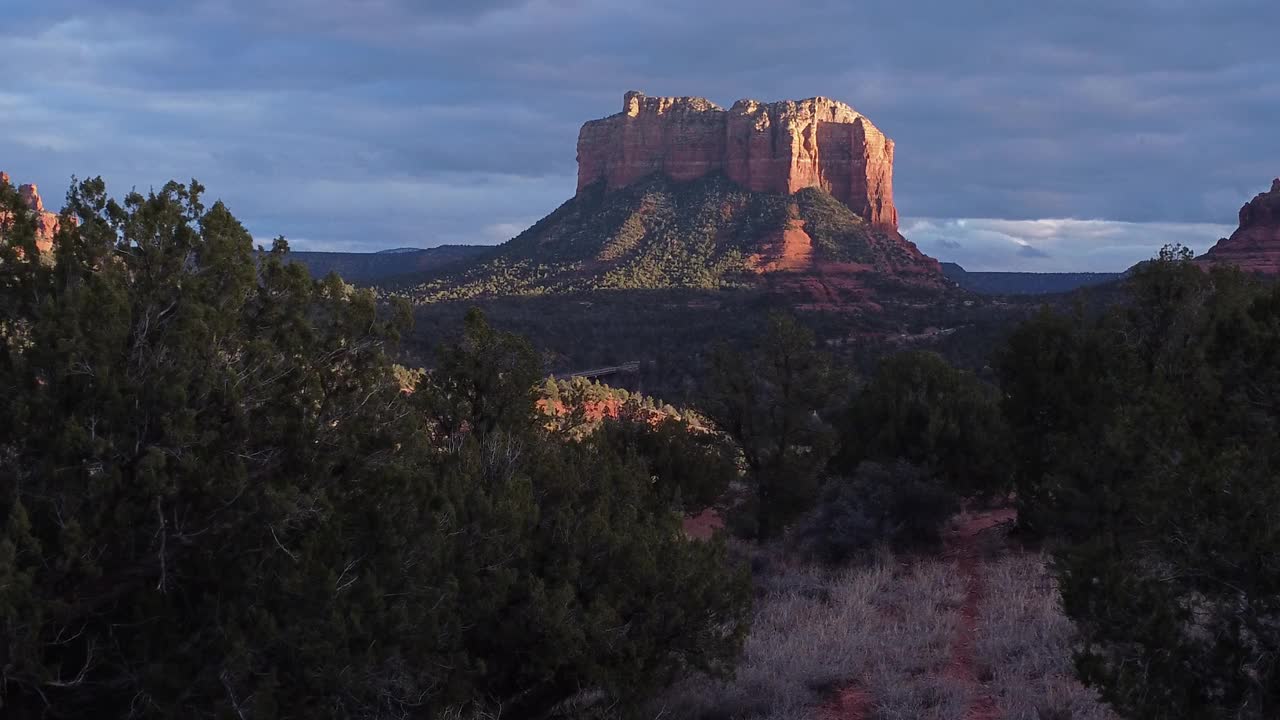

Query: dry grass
<box><xmin>651</xmin><ymin>545</ymin><xmax>965</xmax><ymax>720</ymax></box>
<box><xmin>651</xmin><ymin>529</ymin><xmax>1121</xmax><ymax>720</ymax></box>
<box><xmin>863</xmin><ymin>674</ymin><xmax>969</xmax><ymax>720</ymax></box>
<box><xmin>862</xmin><ymin>561</ymin><xmax>969</xmax><ymax>720</ymax></box>
<box><xmin>975</xmin><ymin>553</ymin><xmax>1119</xmax><ymax>720</ymax></box>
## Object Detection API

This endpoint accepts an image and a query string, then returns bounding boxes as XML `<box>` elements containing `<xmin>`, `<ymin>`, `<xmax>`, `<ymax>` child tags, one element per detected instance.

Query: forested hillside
<box><xmin>382</xmin><ymin>174</ymin><xmax>944</xmax><ymax>306</ymax></box>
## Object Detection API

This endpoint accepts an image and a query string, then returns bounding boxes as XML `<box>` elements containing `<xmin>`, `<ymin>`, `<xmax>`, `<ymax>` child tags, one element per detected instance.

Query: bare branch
<box><xmin>154</xmin><ymin>497</ymin><xmax>168</xmax><ymax>593</ymax></box>
<box><xmin>269</xmin><ymin>524</ymin><xmax>298</xmax><ymax>562</ymax></box>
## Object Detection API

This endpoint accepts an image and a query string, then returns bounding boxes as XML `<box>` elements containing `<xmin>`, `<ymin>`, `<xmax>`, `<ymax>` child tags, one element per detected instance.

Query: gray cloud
<box><xmin>1</xmin><ymin>0</ymin><xmax>1276</xmax><ymax>269</ymax></box>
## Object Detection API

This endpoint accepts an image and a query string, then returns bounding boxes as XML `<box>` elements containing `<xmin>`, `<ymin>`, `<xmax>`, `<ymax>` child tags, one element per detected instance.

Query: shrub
<box><xmin>702</xmin><ymin>312</ymin><xmax>841</xmax><ymax>538</ymax></box>
<box><xmin>836</xmin><ymin>350</ymin><xmax>1011</xmax><ymax>499</ymax></box>
<box><xmin>596</xmin><ymin>415</ymin><xmax>738</xmax><ymax>511</ymax></box>
<box><xmin>652</xmin><ymin>552</ymin><xmax>963</xmax><ymax>720</ymax></box>
<box><xmin>794</xmin><ymin>461</ymin><xmax>958</xmax><ymax>565</ymax></box>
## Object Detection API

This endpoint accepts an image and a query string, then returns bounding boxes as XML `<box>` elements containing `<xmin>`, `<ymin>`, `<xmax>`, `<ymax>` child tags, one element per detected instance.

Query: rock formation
<box><xmin>0</xmin><ymin>171</ymin><xmax>64</xmax><ymax>255</ymax></box>
<box><xmin>399</xmin><ymin>93</ymin><xmax>945</xmax><ymax>307</ymax></box>
<box><xmin>1200</xmin><ymin>179</ymin><xmax>1280</xmax><ymax>274</ymax></box>
<box><xmin>577</xmin><ymin>91</ymin><xmax>899</xmax><ymax>228</ymax></box>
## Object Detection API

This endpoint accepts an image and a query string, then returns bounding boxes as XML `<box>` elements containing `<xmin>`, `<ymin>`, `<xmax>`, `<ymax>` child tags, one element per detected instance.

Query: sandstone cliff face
<box><xmin>1200</xmin><ymin>179</ymin><xmax>1280</xmax><ymax>274</ymax></box>
<box><xmin>577</xmin><ymin>91</ymin><xmax>898</xmax><ymax>228</ymax></box>
<box><xmin>0</xmin><ymin>171</ymin><xmax>63</xmax><ymax>254</ymax></box>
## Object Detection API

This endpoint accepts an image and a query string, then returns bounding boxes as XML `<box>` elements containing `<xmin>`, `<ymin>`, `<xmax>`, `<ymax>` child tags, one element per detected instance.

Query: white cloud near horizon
<box><xmin>905</xmin><ymin>217</ymin><xmax>1235</xmax><ymax>272</ymax></box>
<box><xmin>278</xmin><ymin>214</ymin><xmax>1235</xmax><ymax>275</ymax></box>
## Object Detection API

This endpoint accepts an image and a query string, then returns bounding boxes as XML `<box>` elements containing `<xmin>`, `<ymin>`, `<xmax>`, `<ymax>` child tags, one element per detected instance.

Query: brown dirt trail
<box><xmin>942</xmin><ymin>508</ymin><xmax>1015</xmax><ymax>720</ymax></box>
<box><xmin>817</xmin><ymin>686</ymin><xmax>872</xmax><ymax>720</ymax></box>
<box><xmin>817</xmin><ymin>507</ymin><xmax>1015</xmax><ymax>720</ymax></box>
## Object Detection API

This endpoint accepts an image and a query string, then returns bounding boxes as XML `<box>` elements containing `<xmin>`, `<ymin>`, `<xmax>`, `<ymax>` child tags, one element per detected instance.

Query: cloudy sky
<box><xmin>2</xmin><ymin>0</ymin><xmax>1276</xmax><ymax>270</ymax></box>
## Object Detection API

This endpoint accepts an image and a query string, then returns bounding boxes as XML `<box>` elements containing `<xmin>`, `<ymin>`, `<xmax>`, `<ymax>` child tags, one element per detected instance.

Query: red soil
<box><xmin>682</xmin><ymin>508</ymin><xmax>724</xmax><ymax>540</ymax></box>
<box><xmin>817</xmin><ymin>686</ymin><xmax>873</xmax><ymax>720</ymax></box>
<box><xmin>943</xmin><ymin>508</ymin><xmax>1017</xmax><ymax>720</ymax></box>
<box><xmin>774</xmin><ymin>220</ymin><xmax>814</xmax><ymax>272</ymax></box>
<box><xmin>747</xmin><ymin>205</ymin><xmax>815</xmax><ymax>273</ymax></box>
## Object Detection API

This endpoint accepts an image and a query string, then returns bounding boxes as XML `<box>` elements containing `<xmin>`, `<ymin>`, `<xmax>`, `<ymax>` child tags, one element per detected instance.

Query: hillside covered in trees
<box><xmin>381</xmin><ymin>174</ymin><xmax>945</xmax><ymax>308</ymax></box>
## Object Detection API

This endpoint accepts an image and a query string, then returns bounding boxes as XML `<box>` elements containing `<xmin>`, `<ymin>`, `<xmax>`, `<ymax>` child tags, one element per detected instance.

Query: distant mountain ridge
<box><xmin>941</xmin><ymin>263</ymin><xmax>1121</xmax><ymax>295</ymax></box>
<box><xmin>280</xmin><ymin>245</ymin><xmax>489</xmax><ymax>283</ymax></box>
<box><xmin>377</xmin><ymin>247</ymin><xmax>435</xmax><ymax>254</ymax></box>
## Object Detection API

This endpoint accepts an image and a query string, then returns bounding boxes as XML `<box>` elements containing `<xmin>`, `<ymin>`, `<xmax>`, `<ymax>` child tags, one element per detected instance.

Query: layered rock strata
<box><xmin>577</xmin><ymin>91</ymin><xmax>899</xmax><ymax>228</ymax></box>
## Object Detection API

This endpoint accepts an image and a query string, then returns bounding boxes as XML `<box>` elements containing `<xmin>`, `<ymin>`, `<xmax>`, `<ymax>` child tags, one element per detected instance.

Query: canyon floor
<box><xmin>664</xmin><ymin>508</ymin><xmax>1117</xmax><ymax>720</ymax></box>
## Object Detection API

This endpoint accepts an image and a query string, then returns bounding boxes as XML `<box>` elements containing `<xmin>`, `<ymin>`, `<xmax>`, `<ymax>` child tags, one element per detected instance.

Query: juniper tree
<box><xmin>835</xmin><ymin>350</ymin><xmax>1010</xmax><ymax>499</ymax></box>
<box><xmin>703</xmin><ymin>312</ymin><xmax>840</xmax><ymax>538</ymax></box>
<box><xmin>0</xmin><ymin>178</ymin><xmax>750</xmax><ymax>719</ymax></box>
<box><xmin>998</xmin><ymin>246</ymin><xmax>1280</xmax><ymax>719</ymax></box>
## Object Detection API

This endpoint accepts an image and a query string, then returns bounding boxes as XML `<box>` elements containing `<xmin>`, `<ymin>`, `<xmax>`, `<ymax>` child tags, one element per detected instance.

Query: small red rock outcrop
<box><xmin>1</xmin><ymin>171</ymin><xmax>64</xmax><ymax>255</ymax></box>
<box><xmin>746</xmin><ymin>205</ymin><xmax>815</xmax><ymax>273</ymax></box>
<box><xmin>577</xmin><ymin>91</ymin><xmax>899</xmax><ymax>228</ymax></box>
<box><xmin>1200</xmin><ymin>179</ymin><xmax>1280</xmax><ymax>274</ymax></box>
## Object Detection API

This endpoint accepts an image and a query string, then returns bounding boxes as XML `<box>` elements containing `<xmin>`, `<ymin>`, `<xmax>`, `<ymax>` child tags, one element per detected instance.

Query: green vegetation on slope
<box><xmin>384</xmin><ymin>173</ymin><xmax>932</xmax><ymax>303</ymax></box>
<box><xmin>386</xmin><ymin>174</ymin><xmax>781</xmax><ymax>301</ymax></box>
<box><xmin>793</xmin><ymin>187</ymin><xmax>929</xmax><ymax>270</ymax></box>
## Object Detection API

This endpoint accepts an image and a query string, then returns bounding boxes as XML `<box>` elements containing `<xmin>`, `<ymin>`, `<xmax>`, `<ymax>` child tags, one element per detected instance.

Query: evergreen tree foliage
<box><xmin>595</xmin><ymin>416</ymin><xmax>738</xmax><ymax>512</ymax></box>
<box><xmin>0</xmin><ymin>179</ymin><xmax>750</xmax><ymax>719</ymax></box>
<box><xmin>794</xmin><ymin>461</ymin><xmax>957</xmax><ymax>565</ymax></box>
<box><xmin>702</xmin><ymin>312</ymin><xmax>840</xmax><ymax>538</ymax></box>
<box><xmin>835</xmin><ymin>350</ymin><xmax>1010</xmax><ymax>498</ymax></box>
<box><xmin>997</xmin><ymin>245</ymin><xmax>1280</xmax><ymax>719</ymax></box>
<box><xmin>533</xmin><ymin>375</ymin><xmax>738</xmax><ymax>512</ymax></box>
<box><xmin>420</xmin><ymin>306</ymin><xmax>542</xmax><ymax>437</ymax></box>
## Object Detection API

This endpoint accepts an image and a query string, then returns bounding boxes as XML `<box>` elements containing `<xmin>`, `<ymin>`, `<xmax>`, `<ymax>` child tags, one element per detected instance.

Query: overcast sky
<box><xmin>2</xmin><ymin>0</ymin><xmax>1276</xmax><ymax>270</ymax></box>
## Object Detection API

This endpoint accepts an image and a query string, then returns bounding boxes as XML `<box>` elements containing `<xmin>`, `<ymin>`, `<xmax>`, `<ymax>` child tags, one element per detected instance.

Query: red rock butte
<box><xmin>1200</xmin><ymin>178</ymin><xmax>1280</xmax><ymax>274</ymax></box>
<box><xmin>577</xmin><ymin>91</ymin><xmax>899</xmax><ymax>228</ymax></box>
<box><xmin>0</xmin><ymin>170</ymin><xmax>64</xmax><ymax>254</ymax></box>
